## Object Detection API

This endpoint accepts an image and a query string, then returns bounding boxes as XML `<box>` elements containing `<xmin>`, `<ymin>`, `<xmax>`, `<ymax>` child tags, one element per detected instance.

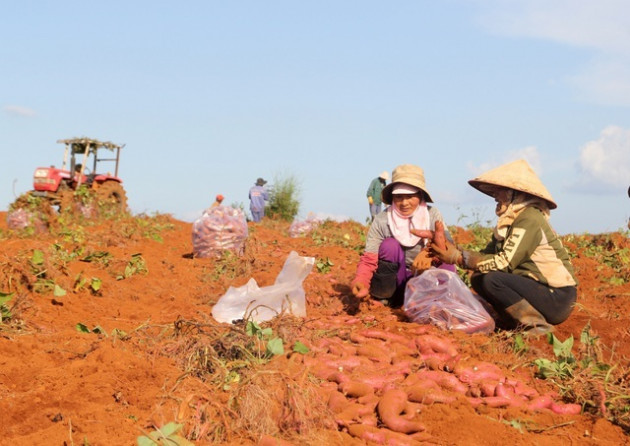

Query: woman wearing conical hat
<box><xmin>431</xmin><ymin>160</ymin><xmax>577</xmax><ymax>335</ymax></box>
<box><xmin>351</xmin><ymin>164</ymin><xmax>456</xmax><ymax>307</ymax></box>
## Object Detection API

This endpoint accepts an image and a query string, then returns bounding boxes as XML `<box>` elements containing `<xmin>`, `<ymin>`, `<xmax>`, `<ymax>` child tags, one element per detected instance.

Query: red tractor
<box><xmin>31</xmin><ymin>137</ymin><xmax>128</xmax><ymax>212</ymax></box>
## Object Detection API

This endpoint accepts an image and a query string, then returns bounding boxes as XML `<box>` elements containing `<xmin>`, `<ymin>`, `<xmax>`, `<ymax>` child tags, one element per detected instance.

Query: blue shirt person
<box><xmin>249</xmin><ymin>177</ymin><xmax>269</xmax><ymax>222</ymax></box>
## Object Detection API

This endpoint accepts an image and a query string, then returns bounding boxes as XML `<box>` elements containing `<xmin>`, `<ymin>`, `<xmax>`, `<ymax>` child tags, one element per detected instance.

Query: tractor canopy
<box><xmin>57</xmin><ymin>137</ymin><xmax>124</xmax><ymax>178</ymax></box>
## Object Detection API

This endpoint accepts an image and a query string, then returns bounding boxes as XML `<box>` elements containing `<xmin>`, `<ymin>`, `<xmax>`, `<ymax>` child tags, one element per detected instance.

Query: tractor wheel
<box><xmin>95</xmin><ymin>181</ymin><xmax>128</xmax><ymax>214</ymax></box>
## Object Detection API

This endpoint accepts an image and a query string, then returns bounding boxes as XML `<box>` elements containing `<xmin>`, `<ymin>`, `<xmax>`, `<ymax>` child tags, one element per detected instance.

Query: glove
<box><xmin>411</xmin><ymin>249</ymin><xmax>432</xmax><ymax>274</ymax></box>
<box><xmin>461</xmin><ymin>250</ymin><xmax>483</xmax><ymax>269</ymax></box>
<box><xmin>430</xmin><ymin>240</ymin><xmax>462</xmax><ymax>265</ymax></box>
<box><xmin>352</xmin><ymin>281</ymin><xmax>370</xmax><ymax>299</ymax></box>
<box><xmin>368</xmin><ymin>196</ymin><xmax>374</xmax><ymax>205</ymax></box>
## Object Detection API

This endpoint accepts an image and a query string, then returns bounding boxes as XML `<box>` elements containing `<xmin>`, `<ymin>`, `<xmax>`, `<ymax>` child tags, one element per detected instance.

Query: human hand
<box><xmin>368</xmin><ymin>196</ymin><xmax>374</xmax><ymax>205</ymax></box>
<box><xmin>352</xmin><ymin>281</ymin><xmax>370</xmax><ymax>299</ymax></box>
<box><xmin>430</xmin><ymin>240</ymin><xmax>462</xmax><ymax>265</ymax></box>
<box><xmin>411</xmin><ymin>249</ymin><xmax>432</xmax><ymax>274</ymax></box>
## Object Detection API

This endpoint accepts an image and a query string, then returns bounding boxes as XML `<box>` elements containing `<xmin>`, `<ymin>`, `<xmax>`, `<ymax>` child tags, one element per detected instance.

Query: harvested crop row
<box><xmin>302</xmin><ymin>325</ymin><xmax>583</xmax><ymax>442</ymax></box>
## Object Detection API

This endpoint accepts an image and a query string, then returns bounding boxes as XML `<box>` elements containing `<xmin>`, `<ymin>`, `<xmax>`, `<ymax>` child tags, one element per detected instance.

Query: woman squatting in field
<box><xmin>351</xmin><ymin>164</ymin><xmax>456</xmax><ymax>307</ymax></box>
<box><xmin>431</xmin><ymin>159</ymin><xmax>578</xmax><ymax>335</ymax></box>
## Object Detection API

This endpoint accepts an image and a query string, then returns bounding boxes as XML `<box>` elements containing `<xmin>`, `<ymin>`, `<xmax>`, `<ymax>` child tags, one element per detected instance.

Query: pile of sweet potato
<box><xmin>192</xmin><ymin>205</ymin><xmax>248</xmax><ymax>258</ymax></box>
<box><xmin>302</xmin><ymin>322</ymin><xmax>581</xmax><ymax>444</ymax></box>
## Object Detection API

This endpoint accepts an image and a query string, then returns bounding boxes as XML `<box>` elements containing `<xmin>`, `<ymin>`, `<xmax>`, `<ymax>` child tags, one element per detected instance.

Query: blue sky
<box><xmin>2</xmin><ymin>0</ymin><xmax>629</xmax><ymax>235</ymax></box>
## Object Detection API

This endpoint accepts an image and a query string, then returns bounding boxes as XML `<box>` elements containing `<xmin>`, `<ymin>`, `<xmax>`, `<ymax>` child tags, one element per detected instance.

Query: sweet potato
<box><xmin>347</xmin><ymin>424</ymin><xmax>424</xmax><ymax>445</ymax></box>
<box><xmin>415</xmin><ymin>334</ymin><xmax>458</xmax><ymax>357</ymax></box>
<box><xmin>407</xmin><ymin>384</ymin><xmax>456</xmax><ymax>405</ymax></box>
<box><xmin>327</xmin><ymin>390</ymin><xmax>350</xmax><ymax>413</ymax></box>
<box><xmin>513</xmin><ymin>381</ymin><xmax>539</xmax><ymax>399</ymax></box>
<box><xmin>358</xmin><ymin>393</ymin><xmax>380</xmax><ymax>406</ymax></box>
<box><xmin>527</xmin><ymin>395</ymin><xmax>553</xmax><ymax>412</ymax></box>
<box><xmin>479</xmin><ymin>381</ymin><xmax>498</xmax><ymax>397</ymax></box>
<box><xmin>358</xmin><ymin>329</ymin><xmax>415</xmax><ymax>349</ymax></box>
<box><xmin>313</xmin><ymin>337</ymin><xmax>357</xmax><ymax>356</ymax></box>
<box><xmin>406</xmin><ymin>325</ymin><xmax>433</xmax><ymax>336</ymax></box>
<box><xmin>481</xmin><ymin>396</ymin><xmax>513</xmax><ymax>408</ymax></box>
<box><xmin>433</xmin><ymin>220</ymin><xmax>446</xmax><ymax>250</ymax></box>
<box><xmin>258</xmin><ymin>434</ymin><xmax>295</xmax><ymax>446</ymax></box>
<box><xmin>377</xmin><ymin>389</ymin><xmax>425</xmax><ymax>434</ymax></box>
<box><xmin>324</xmin><ymin>355</ymin><xmax>369</xmax><ymax>371</ymax></box>
<box><xmin>356</xmin><ymin>373</ymin><xmax>406</xmax><ymax>391</ymax></box>
<box><xmin>493</xmin><ymin>382</ymin><xmax>515</xmax><ymax>399</ymax></box>
<box><xmin>327</xmin><ymin>370</ymin><xmax>350</xmax><ymax>384</ymax></box>
<box><xmin>335</xmin><ymin>401</ymin><xmax>376</xmax><ymax>427</ymax></box>
<box><xmin>403</xmin><ymin>377</ymin><xmax>440</xmax><ymax>391</ymax></box>
<box><xmin>414</xmin><ymin>370</ymin><xmax>468</xmax><ymax>394</ymax></box>
<box><xmin>389</xmin><ymin>342</ymin><xmax>417</xmax><ymax>358</ymax></box>
<box><xmin>339</xmin><ymin>380</ymin><xmax>374</xmax><ymax>398</ymax></box>
<box><xmin>550</xmin><ymin>402</ymin><xmax>582</xmax><ymax>415</ymax></box>
<box><xmin>347</xmin><ymin>423</ymin><xmax>386</xmax><ymax>444</ymax></box>
<box><xmin>482</xmin><ymin>395</ymin><xmax>526</xmax><ymax>409</ymax></box>
<box><xmin>349</xmin><ymin>331</ymin><xmax>369</xmax><ymax>344</ymax></box>
<box><xmin>356</xmin><ymin>342</ymin><xmax>394</xmax><ymax>363</ymax></box>
<box><xmin>455</xmin><ymin>365</ymin><xmax>504</xmax><ymax>385</ymax></box>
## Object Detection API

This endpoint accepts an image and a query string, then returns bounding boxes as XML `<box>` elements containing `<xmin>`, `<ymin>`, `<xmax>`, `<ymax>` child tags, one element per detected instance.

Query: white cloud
<box><xmin>467</xmin><ymin>146</ymin><xmax>542</xmax><ymax>176</ymax></box>
<box><xmin>4</xmin><ymin>105</ymin><xmax>37</xmax><ymax>117</ymax></box>
<box><xmin>572</xmin><ymin>125</ymin><xmax>630</xmax><ymax>193</ymax></box>
<box><xmin>473</xmin><ymin>0</ymin><xmax>630</xmax><ymax>105</ymax></box>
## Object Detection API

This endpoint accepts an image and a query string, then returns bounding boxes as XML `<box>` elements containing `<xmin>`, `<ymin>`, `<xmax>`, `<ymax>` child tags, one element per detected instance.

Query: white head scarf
<box><xmin>387</xmin><ymin>200</ymin><xmax>430</xmax><ymax>247</ymax></box>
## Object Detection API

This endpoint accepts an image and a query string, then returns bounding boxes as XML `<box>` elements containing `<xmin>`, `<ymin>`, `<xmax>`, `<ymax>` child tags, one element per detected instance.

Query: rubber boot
<box><xmin>504</xmin><ymin>300</ymin><xmax>554</xmax><ymax>336</ymax></box>
<box><xmin>369</xmin><ymin>260</ymin><xmax>399</xmax><ymax>302</ymax></box>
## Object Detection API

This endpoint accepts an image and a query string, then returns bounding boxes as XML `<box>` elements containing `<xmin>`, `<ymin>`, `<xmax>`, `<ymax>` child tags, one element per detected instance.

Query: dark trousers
<box><xmin>470</xmin><ymin>271</ymin><xmax>576</xmax><ymax>325</ymax></box>
<box><xmin>370</xmin><ymin>237</ymin><xmax>456</xmax><ymax>307</ymax></box>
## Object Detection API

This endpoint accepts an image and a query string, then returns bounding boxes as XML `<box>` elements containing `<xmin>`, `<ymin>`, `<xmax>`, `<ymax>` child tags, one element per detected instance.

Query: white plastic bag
<box><xmin>288</xmin><ymin>214</ymin><xmax>322</xmax><ymax>237</ymax></box>
<box><xmin>6</xmin><ymin>208</ymin><xmax>48</xmax><ymax>233</ymax></box>
<box><xmin>211</xmin><ymin>251</ymin><xmax>315</xmax><ymax>324</ymax></box>
<box><xmin>403</xmin><ymin>269</ymin><xmax>495</xmax><ymax>334</ymax></box>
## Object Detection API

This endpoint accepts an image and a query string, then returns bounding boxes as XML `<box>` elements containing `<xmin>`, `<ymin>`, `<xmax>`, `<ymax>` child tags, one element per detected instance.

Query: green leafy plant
<box><xmin>534</xmin><ymin>333</ymin><xmax>576</xmax><ymax>380</ymax></box>
<box><xmin>512</xmin><ymin>333</ymin><xmax>528</xmax><ymax>355</ymax></box>
<box><xmin>309</xmin><ymin>219</ymin><xmax>366</xmax><ymax>253</ymax></box>
<box><xmin>211</xmin><ymin>250</ymin><xmax>242</xmax><ymax>280</ymax></box>
<box><xmin>0</xmin><ymin>291</ymin><xmax>14</xmax><ymax>322</ymax></box>
<box><xmin>137</xmin><ymin>422</ymin><xmax>194</xmax><ymax>446</ymax></box>
<box><xmin>73</xmin><ymin>274</ymin><xmax>103</xmax><ymax>295</ymax></box>
<box><xmin>246</xmin><ymin>320</ymin><xmax>285</xmax><ymax>358</ymax></box>
<box><xmin>76</xmin><ymin>323</ymin><xmax>105</xmax><ymax>335</ymax></box>
<box><xmin>293</xmin><ymin>340</ymin><xmax>309</xmax><ymax>354</ymax></box>
<box><xmin>316</xmin><ymin>257</ymin><xmax>334</xmax><ymax>274</ymax></box>
<box><xmin>117</xmin><ymin>254</ymin><xmax>148</xmax><ymax>280</ymax></box>
<box><xmin>132</xmin><ymin>213</ymin><xmax>176</xmax><ymax>242</ymax></box>
<box><xmin>266</xmin><ymin>173</ymin><xmax>301</xmax><ymax>221</ymax></box>
<box><xmin>81</xmin><ymin>250</ymin><xmax>113</xmax><ymax>266</ymax></box>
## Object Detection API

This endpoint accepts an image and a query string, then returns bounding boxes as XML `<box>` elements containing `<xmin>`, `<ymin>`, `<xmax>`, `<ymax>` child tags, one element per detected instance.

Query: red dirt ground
<box><xmin>0</xmin><ymin>211</ymin><xmax>628</xmax><ymax>445</ymax></box>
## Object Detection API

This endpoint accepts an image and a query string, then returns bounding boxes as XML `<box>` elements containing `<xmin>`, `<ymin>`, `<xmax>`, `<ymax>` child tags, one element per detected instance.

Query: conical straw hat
<box><xmin>468</xmin><ymin>159</ymin><xmax>557</xmax><ymax>209</ymax></box>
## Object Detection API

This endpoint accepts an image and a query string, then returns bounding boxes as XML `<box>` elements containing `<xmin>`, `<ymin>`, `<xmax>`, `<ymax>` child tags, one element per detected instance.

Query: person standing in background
<box><xmin>211</xmin><ymin>194</ymin><xmax>224</xmax><ymax>208</ymax></box>
<box><xmin>367</xmin><ymin>171</ymin><xmax>389</xmax><ymax>222</ymax></box>
<box><xmin>249</xmin><ymin>178</ymin><xmax>269</xmax><ymax>222</ymax></box>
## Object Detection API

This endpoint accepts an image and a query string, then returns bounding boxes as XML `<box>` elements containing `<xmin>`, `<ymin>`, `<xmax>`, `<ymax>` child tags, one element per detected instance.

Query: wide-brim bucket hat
<box><xmin>382</xmin><ymin>164</ymin><xmax>433</xmax><ymax>205</ymax></box>
<box><xmin>468</xmin><ymin>159</ymin><xmax>557</xmax><ymax>209</ymax></box>
<box><xmin>379</xmin><ymin>171</ymin><xmax>390</xmax><ymax>181</ymax></box>
<box><xmin>256</xmin><ymin>178</ymin><xmax>267</xmax><ymax>186</ymax></box>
